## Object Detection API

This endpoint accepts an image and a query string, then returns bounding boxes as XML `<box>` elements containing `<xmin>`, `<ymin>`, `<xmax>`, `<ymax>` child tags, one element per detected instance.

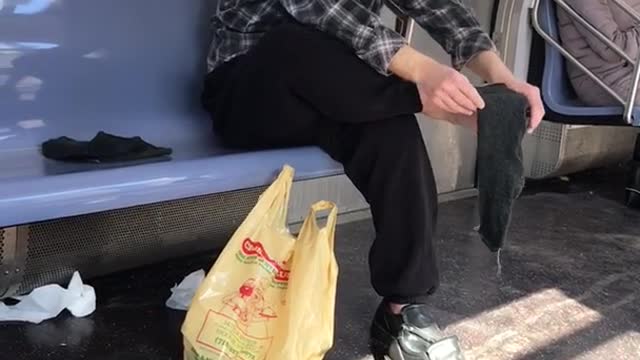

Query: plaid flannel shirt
<box><xmin>207</xmin><ymin>0</ymin><xmax>495</xmax><ymax>75</ymax></box>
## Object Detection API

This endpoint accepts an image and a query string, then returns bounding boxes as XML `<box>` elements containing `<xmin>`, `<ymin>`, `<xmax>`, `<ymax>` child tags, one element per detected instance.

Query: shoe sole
<box><xmin>370</xmin><ymin>320</ymin><xmax>395</xmax><ymax>360</ymax></box>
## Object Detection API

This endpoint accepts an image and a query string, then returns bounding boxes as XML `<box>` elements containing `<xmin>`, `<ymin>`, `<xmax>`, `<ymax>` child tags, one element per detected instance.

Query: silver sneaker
<box><xmin>371</xmin><ymin>304</ymin><xmax>465</xmax><ymax>360</ymax></box>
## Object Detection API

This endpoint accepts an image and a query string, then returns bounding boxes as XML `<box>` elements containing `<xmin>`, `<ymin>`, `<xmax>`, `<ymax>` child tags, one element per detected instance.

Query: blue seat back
<box><xmin>536</xmin><ymin>0</ymin><xmax>640</xmax><ymax>123</ymax></box>
<box><xmin>0</xmin><ymin>0</ymin><xmax>216</xmax><ymax>152</ymax></box>
<box><xmin>537</xmin><ymin>0</ymin><xmax>581</xmax><ymax>108</ymax></box>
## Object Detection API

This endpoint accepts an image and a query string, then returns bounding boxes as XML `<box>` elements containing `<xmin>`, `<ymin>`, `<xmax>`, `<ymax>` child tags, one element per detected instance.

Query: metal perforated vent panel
<box><xmin>16</xmin><ymin>187</ymin><xmax>264</xmax><ymax>295</ymax></box>
<box><xmin>535</xmin><ymin>122</ymin><xmax>563</xmax><ymax>143</ymax></box>
<box><xmin>531</xmin><ymin>160</ymin><xmax>558</xmax><ymax>178</ymax></box>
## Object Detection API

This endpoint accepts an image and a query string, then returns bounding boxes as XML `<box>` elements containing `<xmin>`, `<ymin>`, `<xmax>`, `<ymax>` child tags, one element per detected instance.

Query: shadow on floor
<box><xmin>1</xmin><ymin>168</ymin><xmax>639</xmax><ymax>360</ymax></box>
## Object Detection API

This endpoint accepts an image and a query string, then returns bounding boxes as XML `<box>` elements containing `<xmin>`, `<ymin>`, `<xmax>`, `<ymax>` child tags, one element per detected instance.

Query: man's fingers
<box><xmin>528</xmin><ymin>107</ymin><xmax>544</xmax><ymax>133</ymax></box>
<box><xmin>441</xmin><ymin>96</ymin><xmax>472</xmax><ymax>115</ymax></box>
<box><xmin>430</xmin><ymin>98</ymin><xmax>450</xmax><ymax>118</ymax></box>
<box><xmin>527</xmin><ymin>90</ymin><xmax>545</xmax><ymax>132</ymax></box>
<box><xmin>432</xmin><ymin>97</ymin><xmax>467</xmax><ymax>117</ymax></box>
<box><xmin>450</xmin><ymin>88</ymin><xmax>477</xmax><ymax>115</ymax></box>
<box><xmin>457</xmin><ymin>79</ymin><xmax>485</xmax><ymax>109</ymax></box>
<box><xmin>433</xmin><ymin>98</ymin><xmax>454</xmax><ymax>115</ymax></box>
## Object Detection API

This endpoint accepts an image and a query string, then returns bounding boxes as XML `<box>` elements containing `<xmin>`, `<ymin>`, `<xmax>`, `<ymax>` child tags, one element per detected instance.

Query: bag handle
<box><xmin>274</xmin><ymin>165</ymin><xmax>294</xmax><ymax>227</ymax></box>
<box><xmin>307</xmin><ymin>201</ymin><xmax>338</xmax><ymax>252</ymax></box>
<box><xmin>255</xmin><ymin>165</ymin><xmax>294</xmax><ymax>229</ymax></box>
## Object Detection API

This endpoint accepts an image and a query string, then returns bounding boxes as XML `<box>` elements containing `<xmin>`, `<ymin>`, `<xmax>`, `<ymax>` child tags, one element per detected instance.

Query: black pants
<box><xmin>202</xmin><ymin>23</ymin><xmax>438</xmax><ymax>303</ymax></box>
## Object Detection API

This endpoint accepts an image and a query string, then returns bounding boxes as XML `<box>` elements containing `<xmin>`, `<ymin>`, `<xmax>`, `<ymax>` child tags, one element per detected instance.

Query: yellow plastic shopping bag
<box><xmin>182</xmin><ymin>165</ymin><xmax>339</xmax><ymax>360</ymax></box>
<box><xmin>269</xmin><ymin>200</ymin><xmax>339</xmax><ymax>360</ymax></box>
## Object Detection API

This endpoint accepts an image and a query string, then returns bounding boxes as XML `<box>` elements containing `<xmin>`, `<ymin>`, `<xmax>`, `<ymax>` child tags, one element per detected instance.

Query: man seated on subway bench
<box><xmin>201</xmin><ymin>0</ymin><xmax>544</xmax><ymax>357</ymax></box>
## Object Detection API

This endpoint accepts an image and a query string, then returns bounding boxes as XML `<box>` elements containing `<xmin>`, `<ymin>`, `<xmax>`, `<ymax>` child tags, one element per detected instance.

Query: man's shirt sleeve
<box><xmin>394</xmin><ymin>0</ymin><xmax>496</xmax><ymax>70</ymax></box>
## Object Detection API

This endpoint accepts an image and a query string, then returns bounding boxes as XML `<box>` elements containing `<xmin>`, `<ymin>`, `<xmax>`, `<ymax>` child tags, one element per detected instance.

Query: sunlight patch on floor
<box><xmin>447</xmin><ymin>288</ymin><xmax>604</xmax><ymax>360</ymax></box>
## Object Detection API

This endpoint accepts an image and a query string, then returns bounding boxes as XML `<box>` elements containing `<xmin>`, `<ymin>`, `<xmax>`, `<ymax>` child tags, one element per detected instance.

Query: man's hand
<box><xmin>503</xmin><ymin>79</ymin><xmax>545</xmax><ymax>133</ymax></box>
<box><xmin>467</xmin><ymin>51</ymin><xmax>545</xmax><ymax>133</ymax></box>
<box><xmin>389</xmin><ymin>46</ymin><xmax>485</xmax><ymax>121</ymax></box>
<box><xmin>389</xmin><ymin>46</ymin><xmax>545</xmax><ymax>133</ymax></box>
<box><xmin>445</xmin><ymin>79</ymin><xmax>545</xmax><ymax>134</ymax></box>
<box><xmin>416</xmin><ymin>60</ymin><xmax>485</xmax><ymax>118</ymax></box>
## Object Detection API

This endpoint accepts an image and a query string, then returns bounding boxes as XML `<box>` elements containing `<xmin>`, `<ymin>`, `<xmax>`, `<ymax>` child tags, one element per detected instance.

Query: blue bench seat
<box><xmin>0</xmin><ymin>142</ymin><xmax>341</xmax><ymax>228</ymax></box>
<box><xmin>0</xmin><ymin>0</ymin><xmax>341</xmax><ymax>228</ymax></box>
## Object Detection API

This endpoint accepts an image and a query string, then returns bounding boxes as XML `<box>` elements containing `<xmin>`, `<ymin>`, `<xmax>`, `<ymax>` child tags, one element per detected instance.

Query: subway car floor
<box><xmin>1</xmin><ymin>167</ymin><xmax>640</xmax><ymax>360</ymax></box>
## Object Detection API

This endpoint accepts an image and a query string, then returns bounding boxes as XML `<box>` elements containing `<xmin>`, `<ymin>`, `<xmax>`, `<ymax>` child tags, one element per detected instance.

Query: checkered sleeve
<box><xmin>395</xmin><ymin>0</ymin><xmax>496</xmax><ymax>70</ymax></box>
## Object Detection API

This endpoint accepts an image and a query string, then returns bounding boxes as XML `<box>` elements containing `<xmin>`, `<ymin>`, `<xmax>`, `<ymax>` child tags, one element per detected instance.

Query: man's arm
<box><xmin>281</xmin><ymin>0</ymin><xmax>543</xmax><ymax>130</ymax></box>
<box><xmin>392</xmin><ymin>0</ymin><xmax>495</xmax><ymax>70</ymax></box>
<box><xmin>393</xmin><ymin>0</ymin><xmax>544</xmax><ymax>131</ymax></box>
<box><xmin>466</xmin><ymin>50</ymin><xmax>545</xmax><ymax>132</ymax></box>
<box><xmin>279</xmin><ymin>0</ymin><xmax>487</xmax><ymax>118</ymax></box>
<box><xmin>389</xmin><ymin>45</ymin><xmax>486</xmax><ymax>118</ymax></box>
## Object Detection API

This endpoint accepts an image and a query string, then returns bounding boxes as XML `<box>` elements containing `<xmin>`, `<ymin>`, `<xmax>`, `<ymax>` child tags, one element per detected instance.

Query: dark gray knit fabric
<box><xmin>476</xmin><ymin>84</ymin><xmax>528</xmax><ymax>252</ymax></box>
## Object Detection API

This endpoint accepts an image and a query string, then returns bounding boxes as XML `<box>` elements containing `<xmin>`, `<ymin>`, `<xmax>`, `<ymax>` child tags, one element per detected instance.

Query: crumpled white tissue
<box><xmin>0</xmin><ymin>271</ymin><xmax>96</xmax><ymax>324</ymax></box>
<box><xmin>166</xmin><ymin>270</ymin><xmax>205</xmax><ymax>311</ymax></box>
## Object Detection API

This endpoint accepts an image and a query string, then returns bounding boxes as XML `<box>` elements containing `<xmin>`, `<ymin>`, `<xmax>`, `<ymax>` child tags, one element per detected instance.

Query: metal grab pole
<box><xmin>386</xmin><ymin>0</ymin><xmax>415</xmax><ymax>40</ymax></box>
<box><xmin>625</xmin><ymin>55</ymin><xmax>640</xmax><ymax>124</ymax></box>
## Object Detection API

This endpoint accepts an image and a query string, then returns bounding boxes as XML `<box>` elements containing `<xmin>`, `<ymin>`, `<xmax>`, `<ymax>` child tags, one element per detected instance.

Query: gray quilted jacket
<box><xmin>558</xmin><ymin>0</ymin><xmax>640</xmax><ymax>106</ymax></box>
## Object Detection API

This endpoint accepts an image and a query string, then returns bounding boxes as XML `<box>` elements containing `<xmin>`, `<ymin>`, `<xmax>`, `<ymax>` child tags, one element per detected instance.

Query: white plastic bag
<box><xmin>0</xmin><ymin>272</ymin><xmax>95</xmax><ymax>324</ymax></box>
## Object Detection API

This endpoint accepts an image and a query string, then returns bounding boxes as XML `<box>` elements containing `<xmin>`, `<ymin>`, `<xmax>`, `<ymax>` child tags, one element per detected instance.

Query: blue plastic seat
<box><xmin>534</xmin><ymin>0</ymin><xmax>640</xmax><ymax>126</ymax></box>
<box><xmin>0</xmin><ymin>0</ymin><xmax>342</xmax><ymax>228</ymax></box>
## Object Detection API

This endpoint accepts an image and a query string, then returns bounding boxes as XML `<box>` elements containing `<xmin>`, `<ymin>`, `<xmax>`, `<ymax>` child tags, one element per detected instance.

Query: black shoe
<box><xmin>370</xmin><ymin>302</ymin><xmax>465</xmax><ymax>360</ymax></box>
